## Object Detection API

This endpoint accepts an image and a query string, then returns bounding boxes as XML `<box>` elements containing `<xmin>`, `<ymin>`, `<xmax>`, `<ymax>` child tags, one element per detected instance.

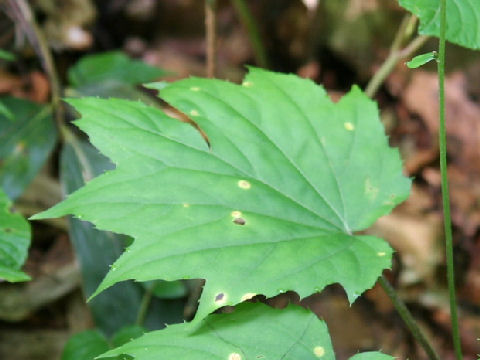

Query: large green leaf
<box><xmin>68</xmin><ymin>51</ymin><xmax>166</xmax><ymax>88</ymax></box>
<box><xmin>33</xmin><ymin>69</ymin><xmax>410</xmax><ymax>321</ymax></box>
<box><xmin>99</xmin><ymin>303</ymin><xmax>392</xmax><ymax>360</ymax></box>
<box><xmin>400</xmin><ymin>0</ymin><xmax>480</xmax><ymax>50</ymax></box>
<box><xmin>0</xmin><ymin>97</ymin><xmax>57</xmax><ymax>200</ymax></box>
<box><xmin>61</xmin><ymin>330</ymin><xmax>110</xmax><ymax>360</ymax></box>
<box><xmin>0</xmin><ymin>189</ymin><xmax>30</xmax><ymax>282</ymax></box>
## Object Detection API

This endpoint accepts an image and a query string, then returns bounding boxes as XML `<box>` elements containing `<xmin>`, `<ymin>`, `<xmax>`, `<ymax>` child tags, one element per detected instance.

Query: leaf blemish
<box><xmin>313</xmin><ymin>346</ymin><xmax>325</xmax><ymax>357</ymax></box>
<box><xmin>237</xmin><ymin>180</ymin><xmax>251</xmax><ymax>190</ymax></box>
<box><xmin>344</xmin><ymin>122</ymin><xmax>355</xmax><ymax>131</ymax></box>
<box><xmin>377</xmin><ymin>252</ymin><xmax>386</xmax><ymax>257</ymax></box>
<box><xmin>242</xmin><ymin>81</ymin><xmax>253</xmax><ymax>87</ymax></box>
<box><xmin>228</xmin><ymin>353</ymin><xmax>242</xmax><ymax>360</ymax></box>
<box><xmin>241</xmin><ymin>293</ymin><xmax>256</xmax><ymax>301</ymax></box>
<box><xmin>190</xmin><ymin>109</ymin><xmax>200</xmax><ymax>117</ymax></box>
<box><xmin>215</xmin><ymin>292</ymin><xmax>227</xmax><ymax>304</ymax></box>
<box><xmin>183</xmin><ymin>203</ymin><xmax>190</xmax><ymax>208</ymax></box>
<box><xmin>190</xmin><ymin>86</ymin><xmax>200</xmax><ymax>92</ymax></box>
<box><xmin>233</xmin><ymin>218</ymin><xmax>246</xmax><ymax>225</ymax></box>
<box><xmin>364</xmin><ymin>177</ymin><xmax>379</xmax><ymax>201</ymax></box>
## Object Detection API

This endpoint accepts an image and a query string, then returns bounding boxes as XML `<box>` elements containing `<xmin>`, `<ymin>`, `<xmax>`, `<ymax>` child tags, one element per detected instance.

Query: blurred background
<box><xmin>0</xmin><ymin>0</ymin><xmax>479</xmax><ymax>359</ymax></box>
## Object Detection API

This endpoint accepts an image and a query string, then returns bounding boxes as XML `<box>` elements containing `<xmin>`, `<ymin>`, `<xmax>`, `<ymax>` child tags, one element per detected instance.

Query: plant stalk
<box><xmin>437</xmin><ymin>0</ymin><xmax>463</xmax><ymax>358</ymax></box>
<box><xmin>379</xmin><ymin>276</ymin><xmax>440</xmax><ymax>360</ymax></box>
<box><xmin>231</xmin><ymin>0</ymin><xmax>269</xmax><ymax>68</ymax></box>
<box><xmin>365</xmin><ymin>14</ymin><xmax>429</xmax><ymax>98</ymax></box>
<box><xmin>136</xmin><ymin>283</ymin><xmax>154</xmax><ymax>326</ymax></box>
<box><xmin>205</xmin><ymin>0</ymin><xmax>217</xmax><ymax>78</ymax></box>
<box><xmin>4</xmin><ymin>0</ymin><xmax>64</xmax><ymax>137</ymax></box>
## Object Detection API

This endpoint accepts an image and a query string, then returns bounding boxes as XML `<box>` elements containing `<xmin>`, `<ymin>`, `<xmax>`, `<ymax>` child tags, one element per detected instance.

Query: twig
<box><xmin>205</xmin><ymin>0</ymin><xmax>217</xmax><ymax>78</ymax></box>
<box><xmin>365</xmin><ymin>14</ymin><xmax>429</xmax><ymax>98</ymax></box>
<box><xmin>437</xmin><ymin>0</ymin><xmax>462</xmax><ymax>358</ymax></box>
<box><xmin>231</xmin><ymin>0</ymin><xmax>269</xmax><ymax>68</ymax></box>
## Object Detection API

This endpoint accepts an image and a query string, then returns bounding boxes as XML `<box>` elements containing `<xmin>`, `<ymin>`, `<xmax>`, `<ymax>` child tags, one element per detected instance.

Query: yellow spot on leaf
<box><xmin>228</xmin><ymin>353</ymin><xmax>242</xmax><ymax>360</ymax></box>
<box><xmin>242</xmin><ymin>81</ymin><xmax>253</xmax><ymax>87</ymax></box>
<box><xmin>231</xmin><ymin>211</ymin><xmax>242</xmax><ymax>218</ymax></box>
<box><xmin>190</xmin><ymin>109</ymin><xmax>200</xmax><ymax>117</ymax></box>
<box><xmin>237</xmin><ymin>180</ymin><xmax>251</xmax><ymax>190</ymax></box>
<box><xmin>377</xmin><ymin>252</ymin><xmax>386</xmax><ymax>257</ymax></box>
<box><xmin>364</xmin><ymin>177</ymin><xmax>379</xmax><ymax>201</ymax></box>
<box><xmin>241</xmin><ymin>293</ymin><xmax>256</xmax><ymax>302</ymax></box>
<box><xmin>190</xmin><ymin>86</ymin><xmax>200</xmax><ymax>92</ymax></box>
<box><xmin>183</xmin><ymin>203</ymin><xmax>190</xmax><ymax>208</ymax></box>
<box><xmin>344</xmin><ymin>122</ymin><xmax>355</xmax><ymax>131</ymax></box>
<box><xmin>313</xmin><ymin>346</ymin><xmax>325</xmax><ymax>357</ymax></box>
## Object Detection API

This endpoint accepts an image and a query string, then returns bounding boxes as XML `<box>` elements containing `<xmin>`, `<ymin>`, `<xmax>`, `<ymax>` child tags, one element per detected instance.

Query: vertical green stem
<box><xmin>136</xmin><ymin>283</ymin><xmax>154</xmax><ymax>326</ymax></box>
<box><xmin>231</xmin><ymin>0</ymin><xmax>269</xmax><ymax>68</ymax></box>
<box><xmin>437</xmin><ymin>1</ymin><xmax>463</xmax><ymax>359</ymax></box>
<box><xmin>379</xmin><ymin>276</ymin><xmax>440</xmax><ymax>360</ymax></box>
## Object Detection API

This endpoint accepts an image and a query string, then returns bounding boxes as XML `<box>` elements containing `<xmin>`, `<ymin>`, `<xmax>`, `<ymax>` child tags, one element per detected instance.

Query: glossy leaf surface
<box><xmin>400</xmin><ymin>0</ymin><xmax>480</xmax><ymax>49</ymax></box>
<box><xmin>0</xmin><ymin>189</ymin><xmax>30</xmax><ymax>282</ymax></box>
<box><xmin>0</xmin><ymin>97</ymin><xmax>57</xmax><ymax>200</ymax></box>
<box><xmin>33</xmin><ymin>69</ymin><xmax>410</xmax><ymax>321</ymax></box>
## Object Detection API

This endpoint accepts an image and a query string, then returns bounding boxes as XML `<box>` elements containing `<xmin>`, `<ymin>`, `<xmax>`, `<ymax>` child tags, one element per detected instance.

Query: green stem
<box><xmin>379</xmin><ymin>276</ymin><xmax>440</xmax><ymax>360</ymax></box>
<box><xmin>437</xmin><ymin>1</ymin><xmax>463</xmax><ymax>359</ymax></box>
<box><xmin>231</xmin><ymin>0</ymin><xmax>269</xmax><ymax>68</ymax></box>
<box><xmin>136</xmin><ymin>283</ymin><xmax>154</xmax><ymax>326</ymax></box>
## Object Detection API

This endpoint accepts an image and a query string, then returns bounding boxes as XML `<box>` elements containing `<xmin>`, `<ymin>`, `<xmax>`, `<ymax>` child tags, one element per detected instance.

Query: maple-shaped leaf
<box><xmin>98</xmin><ymin>302</ymin><xmax>394</xmax><ymax>360</ymax></box>
<box><xmin>32</xmin><ymin>68</ymin><xmax>410</xmax><ymax>321</ymax></box>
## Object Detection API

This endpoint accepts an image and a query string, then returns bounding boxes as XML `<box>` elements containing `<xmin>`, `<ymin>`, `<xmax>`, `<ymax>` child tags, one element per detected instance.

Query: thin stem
<box><xmin>231</xmin><ymin>0</ymin><xmax>269</xmax><ymax>68</ymax></box>
<box><xmin>365</xmin><ymin>35</ymin><xmax>429</xmax><ymax>98</ymax></box>
<box><xmin>437</xmin><ymin>0</ymin><xmax>463</xmax><ymax>358</ymax></box>
<box><xmin>379</xmin><ymin>276</ymin><xmax>440</xmax><ymax>360</ymax></box>
<box><xmin>205</xmin><ymin>0</ymin><xmax>217</xmax><ymax>78</ymax></box>
<box><xmin>4</xmin><ymin>0</ymin><xmax>64</xmax><ymax>138</ymax></box>
<box><xmin>136</xmin><ymin>283</ymin><xmax>154</xmax><ymax>326</ymax></box>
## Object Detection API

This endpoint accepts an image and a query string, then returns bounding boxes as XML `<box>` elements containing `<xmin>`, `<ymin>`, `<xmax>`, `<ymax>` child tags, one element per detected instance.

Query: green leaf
<box><xmin>61</xmin><ymin>330</ymin><xmax>110</xmax><ymax>360</ymax></box>
<box><xmin>399</xmin><ymin>0</ymin><xmax>480</xmax><ymax>50</ymax></box>
<box><xmin>0</xmin><ymin>97</ymin><xmax>57</xmax><ymax>200</ymax></box>
<box><xmin>33</xmin><ymin>69</ymin><xmax>411</xmax><ymax>321</ymax></box>
<box><xmin>0</xmin><ymin>49</ymin><xmax>15</xmax><ymax>61</ymax></box>
<box><xmin>100</xmin><ymin>303</ymin><xmax>391</xmax><ymax>360</ymax></box>
<box><xmin>0</xmin><ymin>188</ymin><xmax>30</xmax><ymax>282</ymax></box>
<box><xmin>112</xmin><ymin>325</ymin><xmax>145</xmax><ymax>347</ymax></box>
<box><xmin>406</xmin><ymin>51</ymin><xmax>437</xmax><ymax>68</ymax></box>
<box><xmin>101</xmin><ymin>303</ymin><xmax>336</xmax><ymax>360</ymax></box>
<box><xmin>68</xmin><ymin>51</ymin><xmax>166</xmax><ymax>88</ymax></box>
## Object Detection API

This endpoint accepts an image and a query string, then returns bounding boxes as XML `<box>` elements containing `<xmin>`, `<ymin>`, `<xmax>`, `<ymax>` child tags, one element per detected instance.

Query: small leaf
<box><xmin>33</xmin><ymin>69</ymin><xmax>411</xmax><ymax>321</ymax></box>
<box><xmin>406</xmin><ymin>51</ymin><xmax>437</xmax><ymax>68</ymax></box>
<box><xmin>0</xmin><ymin>97</ymin><xmax>57</xmax><ymax>200</ymax></box>
<box><xmin>99</xmin><ymin>303</ymin><xmax>393</xmax><ymax>360</ymax></box>
<box><xmin>68</xmin><ymin>51</ymin><xmax>166</xmax><ymax>88</ymax></box>
<box><xmin>62</xmin><ymin>330</ymin><xmax>110</xmax><ymax>360</ymax></box>
<box><xmin>112</xmin><ymin>325</ymin><xmax>145</xmax><ymax>347</ymax></box>
<box><xmin>0</xmin><ymin>188</ymin><xmax>30</xmax><ymax>282</ymax></box>
<box><xmin>399</xmin><ymin>0</ymin><xmax>480</xmax><ymax>50</ymax></box>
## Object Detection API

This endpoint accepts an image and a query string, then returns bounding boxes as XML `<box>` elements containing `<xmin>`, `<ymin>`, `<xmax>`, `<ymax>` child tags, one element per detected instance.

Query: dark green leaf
<box><xmin>62</xmin><ymin>330</ymin><xmax>110</xmax><ymax>360</ymax></box>
<box><xmin>112</xmin><ymin>325</ymin><xmax>145</xmax><ymax>347</ymax></box>
<box><xmin>143</xmin><ymin>280</ymin><xmax>188</xmax><ymax>300</ymax></box>
<box><xmin>0</xmin><ymin>189</ymin><xmax>30</xmax><ymax>282</ymax></box>
<box><xmin>68</xmin><ymin>51</ymin><xmax>166</xmax><ymax>88</ymax></box>
<box><xmin>0</xmin><ymin>97</ymin><xmax>57</xmax><ymax>200</ymax></box>
<box><xmin>0</xmin><ymin>50</ymin><xmax>15</xmax><ymax>61</ymax></box>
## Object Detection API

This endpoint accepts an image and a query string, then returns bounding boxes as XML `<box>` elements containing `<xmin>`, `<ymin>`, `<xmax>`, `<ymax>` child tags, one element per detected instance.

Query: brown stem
<box><xmin>205</xmin><ymin>0</ymin><xmax>217</xmax><ymax>78</ymax></box>
<box><xmin>3</xmin><ymin>0</ymin><xmax>64</xmax><ymax>137</ymax></box>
